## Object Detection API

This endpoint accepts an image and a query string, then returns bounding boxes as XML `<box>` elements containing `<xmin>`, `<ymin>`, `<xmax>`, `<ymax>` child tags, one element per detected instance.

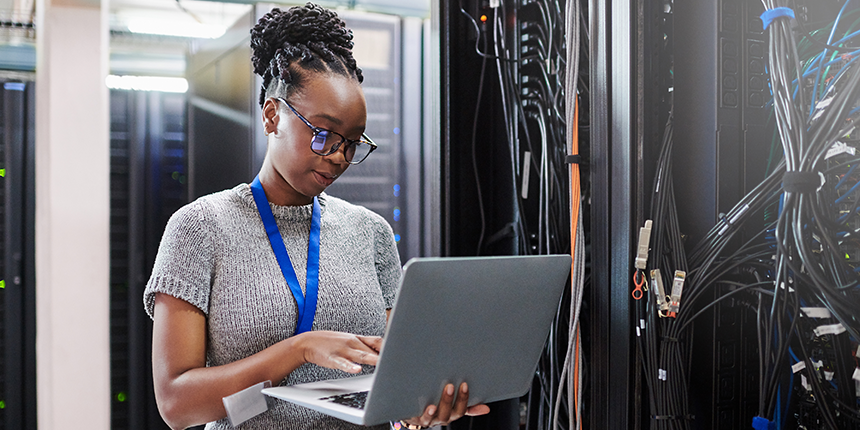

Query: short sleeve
<box><xmin>372</xmin><ymin>215</ymin><xmax>402</xmax><ymax>309</ymax></box>
<box><xmin>143</xmin><ymin>200</ymin><xmax>216</xmax><ymax>318</ymax></box>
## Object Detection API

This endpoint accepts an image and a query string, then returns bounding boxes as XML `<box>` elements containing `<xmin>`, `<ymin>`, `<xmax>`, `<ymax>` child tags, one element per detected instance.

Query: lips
<box><xmin>314</xmin><ymin>171</ymin><xmax>339</xmax><ymax>187</ymax></box>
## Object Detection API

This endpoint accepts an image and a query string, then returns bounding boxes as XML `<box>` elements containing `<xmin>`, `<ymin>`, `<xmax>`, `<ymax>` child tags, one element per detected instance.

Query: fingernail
<box><xmin>427</xmin><ymin>405</ymin><xmax>437</xmax><ymax>416</ymax></box>
<box><xmin>446</xmin><ymin>384</ymin><xmax>455</xmax><ymax>395</ymax></box>
<box><xmin>462</xmin><ymin>383</ymin><xmax>469</xmax><ymax>393</ymax></box>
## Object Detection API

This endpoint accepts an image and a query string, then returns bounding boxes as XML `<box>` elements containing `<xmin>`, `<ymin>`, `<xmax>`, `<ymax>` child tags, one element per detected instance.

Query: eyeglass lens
<box><xmin>310</xmin><ymin>130</ymin><xmax>372</xmax><ymax>163</ymax></box>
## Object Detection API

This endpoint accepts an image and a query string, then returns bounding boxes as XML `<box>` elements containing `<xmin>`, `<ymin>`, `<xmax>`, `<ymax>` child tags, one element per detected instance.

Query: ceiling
<box><xmin>0</xmin><ymin>0</ymin><xmax>429</xmax><ymax>77</ymax></box>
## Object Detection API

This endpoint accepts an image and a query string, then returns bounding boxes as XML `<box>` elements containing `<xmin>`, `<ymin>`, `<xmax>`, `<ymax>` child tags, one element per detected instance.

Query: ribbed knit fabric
<box><xmin>144</xmin><ymin>183</ymin><xmax>401</xmax><ymax>429</ymax></box>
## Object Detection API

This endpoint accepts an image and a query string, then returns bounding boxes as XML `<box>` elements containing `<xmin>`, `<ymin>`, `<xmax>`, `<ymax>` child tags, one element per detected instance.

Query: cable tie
<box><xmin>782</xmin><ymin>171</ymin><xmax>821</xmax><ymax>194</ymax></box>
<box><xmin>752</xmin><ymin>416</ymin><xmax>777</xmax><ymax>430</ymax></box>
<box><xmin>651</xmin><ymin>415</ymin><xmax>694</xmax><ymax>421</ymax></box>
<box><xmin>662</xmin><ymin>336</ymin><xmax>680</xmax><ymax>343</ymax></box>
<box><xmin>565</xmin><ymin>154</ymin><xmax>585</xmax><ymax>164</ymax></box>
<box><xmin>760</xmin><ymin>7</ymin><xmax>794</xmax><ymax>30</ymax></box>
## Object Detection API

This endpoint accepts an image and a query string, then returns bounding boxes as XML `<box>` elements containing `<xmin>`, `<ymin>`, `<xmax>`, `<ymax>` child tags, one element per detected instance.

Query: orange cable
<box><xmin>570</xmin><ymin>95</ymin><xmax>581</xmax><ymax>430</ymax></box>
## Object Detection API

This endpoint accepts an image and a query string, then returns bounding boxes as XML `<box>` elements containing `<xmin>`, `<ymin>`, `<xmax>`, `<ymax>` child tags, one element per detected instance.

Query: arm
<box><xmin>152</xmin><ymin>293</ymin><xmax>382</xmax><ymax>429</ymax></box>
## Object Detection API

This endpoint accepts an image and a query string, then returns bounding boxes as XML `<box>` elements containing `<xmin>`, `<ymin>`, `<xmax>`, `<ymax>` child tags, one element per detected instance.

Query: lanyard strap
<box><xmin>250</xmin><ymin>176</ymin><xmax>321</xmax><ymax>335</ymax></box>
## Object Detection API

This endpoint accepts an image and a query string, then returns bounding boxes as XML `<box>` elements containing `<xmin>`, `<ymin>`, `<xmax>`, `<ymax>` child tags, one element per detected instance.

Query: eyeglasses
<box><xmin>277</xmin><ymin>97</ymin><xmax>377</xmax><ymax>165</ymax></box>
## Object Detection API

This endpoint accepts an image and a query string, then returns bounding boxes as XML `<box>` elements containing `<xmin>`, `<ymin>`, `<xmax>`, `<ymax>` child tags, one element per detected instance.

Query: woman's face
<box><xmin>263</xmin><ymin>73</ymin><xmax>367</xmax><ymax>206</ymax></box>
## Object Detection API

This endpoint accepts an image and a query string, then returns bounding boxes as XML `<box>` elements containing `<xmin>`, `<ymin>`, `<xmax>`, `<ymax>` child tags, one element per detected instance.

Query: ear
<box><xmin>262</xmin><ymin>98</ymin><xmax>280</xmax><ymax>135</ymax></box>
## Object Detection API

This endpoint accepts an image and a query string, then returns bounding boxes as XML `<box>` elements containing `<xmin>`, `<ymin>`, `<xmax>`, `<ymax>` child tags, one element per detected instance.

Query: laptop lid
<box><xmin>361</xmin><ymin>254</ymin><xmax>571</xmax><ymax>425</ymax></box>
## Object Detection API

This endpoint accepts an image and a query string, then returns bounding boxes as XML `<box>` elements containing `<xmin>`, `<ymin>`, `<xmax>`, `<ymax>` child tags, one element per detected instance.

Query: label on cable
<box><xmin>792</xmin><ymin>361</ymin><xmax>806</xmax><ymax>373</ymax></box>
<box><xmin>813</xmin><ymin>323</ymin><xmax>846</xmax><ymax>337</ymax></box>
<box><xmin>801</xmin><ymin>375</ymin><xmax>811</xmax><ymax>391</ymax></box>
<box><xmin>801</xmin><ymin>307</ymin><xmax>832</xmax><ymax>318</ymax></box>
<box><xmin>658</xmin><ymin>369</ymin><xmax>667</xmax><ymax>381</ymax></box>
<box><xmin>521</xmin><ymin>151</ymin><xmax>531</xmax><ymax>200</ymax></box>
<box><xmin>489</xmin><ymin>0</ymin><xmax>500</xmax><ymax>7</ymax></box>
<box><xmin>826</xmin><ymin>141</ymin><xmax>856</xmax><ymax>159</ymax></box>
<box><xmin>825</xmin><ymin>370</ymin><xmax>835</xmax><ymax>381</ymax></box>
<box><xmin>223</xmin><ymin>380</ymin><xmax>271</xmax><ymax>427</ymax></box>
<box><xmin>856</xmin><ymin>344</ymin><xmax>860</xmax><ymax>357</ymax></box>
<box><xmin>853</xmin><ymin>368</ymin><xmax>860</xmax><ymax>382</ymax></box>
<box><xmin>640</xmin><ymin>319</ymin><xmax>645</xmax><ymax>330</ymax></box>
<box><xmin>636</xmin><ymin>326</ymin><xmax>641</xmax><ymax>337</ymax></box>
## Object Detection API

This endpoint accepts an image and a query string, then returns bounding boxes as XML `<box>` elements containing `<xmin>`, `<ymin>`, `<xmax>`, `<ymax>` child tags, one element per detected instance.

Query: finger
<box><xmin>420</xmin><ymin>404</ymin><xmax>437</xmax><ymax>427</ymax></box>
<box><xmin>356</xmin><ymin>335</ymin><xmax>383</xmax><ymax>352</ymax></box>
<box><xmin>328</xmin><ymin>356</ymin><xmax>362</xmax><ymax>373</ymax></box>
<box><xmin>465</xmin><ymin>404</ymin><xmax>491</xmax><ymax>416</ymax></box>
<box><xmin>433</xmin><ymin>384</ymin><xmax>457</xmax><ymax>424</ymax></box>
<box><xmin>449</xmin><ymin>382</ymin><xmax>470</xmax><ymax>421</ymax></box>
<box><xmin>344</xmin><ymin>343</ymin><xmax>379</xmax><ymax>367</ymax></box>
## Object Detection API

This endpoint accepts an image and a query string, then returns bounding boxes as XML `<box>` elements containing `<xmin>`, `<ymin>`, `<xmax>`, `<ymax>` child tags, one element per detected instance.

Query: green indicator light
<box><xmin>0</xmin><ymin>280</ymin><xmax>5</xmax><ymax>289</ymax></box>
<box><xmin>172</xmin><ymin>171</ymin><xmax>179</xmax><ymax>180</ymax></box>
<box><xmin>0</xmin><ymin>168</ymin><xmax>5</xmax><ymax>177</ymax></box>
<box><xmin>116</xmin><ymin>392</ymin><xmax>127</xmax><ymax>402</ymax></box>
<box><xmin>0</xmin><ymin>400</ymin><xmax>5</xmax><ymax>409</ymax></box>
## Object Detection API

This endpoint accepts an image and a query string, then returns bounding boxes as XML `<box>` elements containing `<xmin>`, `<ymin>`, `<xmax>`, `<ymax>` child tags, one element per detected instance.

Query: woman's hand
<box><xmin>400</xmin><ymin>382</ymin><xmax>491</xmax><ymax>428</ymax></box>
<box><xmin>295</xmin><ymin>331</ymin><xmax>383</xmax><ymax>373</ymax></box>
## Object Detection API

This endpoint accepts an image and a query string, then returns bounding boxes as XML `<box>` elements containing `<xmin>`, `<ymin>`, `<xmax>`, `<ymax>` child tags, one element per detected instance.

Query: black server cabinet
<box><xmin>109</xmin><ymin>89</ymin><xmax>188</xmax><ymax>430</ymax></box>
<box><xmin>673</xmin><ymin>2</ymin><xmax>770</xmax><ymax>429</ymax></box>
<box><xmin>0</xmin><ymin>80</ymin><xmax>37</xmax><ymax>430</ymax></box>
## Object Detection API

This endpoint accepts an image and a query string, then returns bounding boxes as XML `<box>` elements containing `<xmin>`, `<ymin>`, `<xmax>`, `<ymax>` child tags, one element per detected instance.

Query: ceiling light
<box><xmin>126</xmin><ymin>18</ymin><xmax>226</xmax><ymax>39</ymax></box>
<box><xmin>105</xmin><ymin>75</ymin><xmax>188</xmax><ymax>93</ymax></box>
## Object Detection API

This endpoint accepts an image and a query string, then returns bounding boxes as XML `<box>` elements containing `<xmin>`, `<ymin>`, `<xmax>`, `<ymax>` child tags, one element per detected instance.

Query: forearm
<box><xmin>155</xmin><ymin>336</ymin><xmax>304</xmax><ymax>429</ymax></box>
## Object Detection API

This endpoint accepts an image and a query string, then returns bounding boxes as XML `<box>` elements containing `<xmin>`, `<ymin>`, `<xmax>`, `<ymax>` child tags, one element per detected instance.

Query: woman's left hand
<box><xmin>400</xmin><ymin>382</ymin><xmax>491</xmax><ymax>428</ymax></box>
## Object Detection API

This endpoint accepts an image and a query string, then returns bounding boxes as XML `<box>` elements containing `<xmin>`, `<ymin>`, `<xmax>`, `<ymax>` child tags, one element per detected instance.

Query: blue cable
<box><xmin>835</xmin><ymin>164</ymin><xmax>859</xmax><ymax>190</ymax></box>
<box><xmin>811</xmin><ymin>0</ymin><xmax>853</xmax><ymax>118</ymax></box>
<box><xmin>835</xmin><ymin>179</ymin><xmax>860</xmax><ymax>204</ymax></box>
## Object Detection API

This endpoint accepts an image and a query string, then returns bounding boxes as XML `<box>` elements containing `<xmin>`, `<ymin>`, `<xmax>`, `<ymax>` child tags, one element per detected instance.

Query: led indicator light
<box><xmin>0</xmin><ymin>168</ymin><xmax>5</xmax><ymax>177</ymax></box>
<box><xmin>116</xmin><ymin>392</ymin><xmax>127</xmax><ymax>402</ymax></box>
<box><xmin>394</xmin><ymin>234</ymin><xmax>401</xmax><ymax>242</ymax></box>
<box><xmin>480</xmin><ymin>15</ymin><xmax>488</xmax><ymax>22</ymax></box>
<box><xmin>0</xmin><ymin>280</ymin><xmax>4</xmax><ymax>289</ymax></box>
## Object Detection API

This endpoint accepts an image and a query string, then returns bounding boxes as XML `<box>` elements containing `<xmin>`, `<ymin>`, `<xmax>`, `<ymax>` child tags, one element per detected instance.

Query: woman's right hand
<box><xmin>294</xmin><ymin>331</ymin><xmax>383</xmax><ymax>373</ymax></box>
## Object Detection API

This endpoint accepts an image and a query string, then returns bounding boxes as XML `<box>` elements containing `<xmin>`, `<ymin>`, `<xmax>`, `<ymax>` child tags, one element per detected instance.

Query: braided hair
<box><xmin>251</xmin><ymin>2</ymin><xmax>364</xmax><ymax>107</ymax></box>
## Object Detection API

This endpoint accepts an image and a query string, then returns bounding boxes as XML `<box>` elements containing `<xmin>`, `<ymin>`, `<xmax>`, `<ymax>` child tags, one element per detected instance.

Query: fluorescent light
<box><xmin>126</xmin><ymin>18</ymin><xmax>226</xmax><ymax>39</ymax></box>
<box><xmin>105</xmin><ymin>75</ymin><xmax>188</xmax><ymax>93</ymax></box>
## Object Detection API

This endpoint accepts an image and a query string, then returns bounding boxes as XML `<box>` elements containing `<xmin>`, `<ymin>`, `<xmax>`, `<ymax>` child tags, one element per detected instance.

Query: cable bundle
<box><xmin>635</xmin><ymin>1</ymin><xmax>860</xmax><ymax>429</ymax></box>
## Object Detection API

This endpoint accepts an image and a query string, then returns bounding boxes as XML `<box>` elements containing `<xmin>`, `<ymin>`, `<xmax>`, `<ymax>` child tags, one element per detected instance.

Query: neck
<box><xmin>256</xmin><ymin>161</ymin><xmax>314</xmax><ymax>206</ymax></box>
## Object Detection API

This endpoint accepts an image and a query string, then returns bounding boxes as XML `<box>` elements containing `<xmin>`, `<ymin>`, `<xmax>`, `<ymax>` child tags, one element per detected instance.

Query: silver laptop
<box><xmin>262</xmin><ymin>254</ymin><xmax>572</xmax><ymax>426</ymax></box>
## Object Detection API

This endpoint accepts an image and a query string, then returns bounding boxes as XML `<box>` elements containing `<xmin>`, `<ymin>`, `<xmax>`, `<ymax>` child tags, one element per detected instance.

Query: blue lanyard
<box><xmin>250</xmin><ymin>176</ymin><xmax>321</xmax><ymax>335</ymax></box>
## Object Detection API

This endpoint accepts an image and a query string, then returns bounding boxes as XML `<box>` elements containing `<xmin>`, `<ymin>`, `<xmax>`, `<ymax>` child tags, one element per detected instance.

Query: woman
<box><xmin>145</xmin><ymin>3</ymin><xmax>488</xmax><ymax>429</ymax></box>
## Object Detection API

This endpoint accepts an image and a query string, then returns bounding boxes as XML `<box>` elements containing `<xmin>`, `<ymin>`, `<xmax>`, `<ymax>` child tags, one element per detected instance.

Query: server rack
<box><xmin>108</xmin><ymin>89</ymin><xmax>188</xmax><ymax>430</ymax></box>
<box><xmin>0</xmin><ymin>79</ymin><xmax>37</xmax><ymax>430</ymax></box>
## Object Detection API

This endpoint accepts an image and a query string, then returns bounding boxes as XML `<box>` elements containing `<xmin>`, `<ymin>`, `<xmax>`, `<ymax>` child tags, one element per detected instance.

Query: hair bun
<box><xmin>250</xmin><ymin>2</ymin><xmax>363</xmax><ymax>106</ymax></box>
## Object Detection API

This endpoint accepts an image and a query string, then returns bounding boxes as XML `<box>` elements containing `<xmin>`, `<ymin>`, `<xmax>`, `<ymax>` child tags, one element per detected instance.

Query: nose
<box><xmin>324</xmin><ymin>142</ymin><xmax>351</xmax><ymax>166</ymax></box>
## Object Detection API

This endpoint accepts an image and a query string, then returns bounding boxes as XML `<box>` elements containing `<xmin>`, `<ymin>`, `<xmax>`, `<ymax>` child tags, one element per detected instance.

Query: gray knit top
<box><xmin>144</xmin><ymin>183</ymin><xmax>402</xmax><ymax>429</ymax></box>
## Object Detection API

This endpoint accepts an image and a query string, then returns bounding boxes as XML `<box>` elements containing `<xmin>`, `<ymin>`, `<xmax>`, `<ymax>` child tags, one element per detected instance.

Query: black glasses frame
<box><xmin>276</xmin><ymin>97</ymin><xmax>377</xmax><ymax>165</ymax></box>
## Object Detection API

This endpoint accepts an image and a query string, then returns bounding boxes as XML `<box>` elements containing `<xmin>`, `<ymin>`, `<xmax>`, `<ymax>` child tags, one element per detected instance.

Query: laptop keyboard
<box><xmin>319</xmin><ymin>391</ymin><xmax>369</xmax><ymax>410</ymax></box>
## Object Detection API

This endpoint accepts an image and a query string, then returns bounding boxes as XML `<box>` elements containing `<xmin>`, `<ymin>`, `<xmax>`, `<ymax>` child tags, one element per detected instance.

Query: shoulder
<box><xmin>168</xmin><ymin>185</ymin><xmax>249</xmax><ymax>227</ymax></box>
